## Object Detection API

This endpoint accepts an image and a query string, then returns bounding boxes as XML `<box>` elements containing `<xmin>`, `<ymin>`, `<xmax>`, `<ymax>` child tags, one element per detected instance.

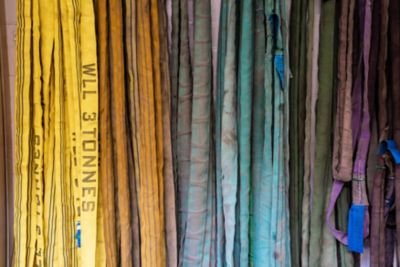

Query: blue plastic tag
<box><xmin>274</xmin><ymin>54</ymin><xmax>285</xmax><ymax>89</ymax></box>
<box><xmin>386</xmin><ymin>140</ymin><xmax>400</xmax><ymax>164</ymax></box>
<box><xmin>348</xmin><ymin>205</ymin><xmax>365</xmax><ymax>253</ymax></box>
<box><xmin>76</xmin><ymin>221</ymin><xmax>81</xmax><ymax>248</ymax></box>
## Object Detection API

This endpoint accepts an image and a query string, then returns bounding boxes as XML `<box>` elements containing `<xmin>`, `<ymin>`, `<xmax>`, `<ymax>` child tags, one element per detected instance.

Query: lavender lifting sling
<box><xmin>326</xmin><ymin>0</ymin><xmax>373</xmax><ymax>253</ymax></box>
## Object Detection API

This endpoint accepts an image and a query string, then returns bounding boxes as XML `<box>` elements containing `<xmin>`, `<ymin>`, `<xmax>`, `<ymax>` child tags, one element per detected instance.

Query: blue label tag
<box><xmin>386</xmin><ymin>140</ymin><xmax>400</xmax><ymax>164</ymax></box>
<box><xmin>274</xmin><ymin>54</ymin><xmax>285</xmax><ymax>89</ymax></box>
<box><xmin>76</xmin><ymin>221</ymin><xmax>81</xmax><ymax>248</ymax></box>
<box><xmin>348</xmin><ymin>205</ymin><xmax>365</xmax><ymax>253</ymax></box>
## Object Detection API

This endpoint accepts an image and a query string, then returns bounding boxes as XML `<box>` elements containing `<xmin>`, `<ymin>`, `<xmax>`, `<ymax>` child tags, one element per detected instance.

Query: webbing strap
<box><xmin>13</xmin><ymin>0</ymin><xmax>32</xmax><ymax>266</ymax></box>
<box><xmin>125</xmin><ymin>0</ymin><xmax>142</xmax><ymax>265</ymax></box>
<box><xmin>326</xmin><ymin>180</ymin><xmax>370</xmax><ymax>245</ymax></box>
<box><xmin>80</xmin><ymin>0</ymin><xmax>99</xmax><ymax>265</ymax></box>
<box><xmin>97</xmin><ymin>0</ymin><xmax>118</xmax><ymax>265</ymax></box>
<box><xmin>219</xmin><ymin>1</ymin><xmax>238</xmax><ymax>266</ymax></box>
<box><xmin>331</xmin><ymin>0</ymin><xmax>355</xmax><ymax>183</ymax></box>
<box><xmin>136</xmin><ymin>0</ymin><xmax>167</xmax><ymax>264</ymax></box>
<box><xmin>32</xmin><ymin>0</ymin><xmax>43</xmax><ymax>264</ymax></box>
<box><xmin>346</xmin><ymin>0</ymin><xmax>373</xmax><ymax>253</ymax></box>
<box><xmin>352</xmin><ymin>0</ymin><xmax>372</xmax><ymax>181</ymax></box>
<box><xmin>327</xmin><ymin>0</ymin><xmax>375</xmax><ymax>252</ymax></box>
<box><xmin>370</xmin><ymin>156</ymin><xmax>387</xmax><ymax>266</ymax></box>
<box><xmin>326</xmin><ymin>0</ymin><xmax>354</xmax><ymax>246</ymax></box>
<box><xmin>389</xmin><ymin>1</ymin><xmax>400</xmax><ymax>264</ymax></box>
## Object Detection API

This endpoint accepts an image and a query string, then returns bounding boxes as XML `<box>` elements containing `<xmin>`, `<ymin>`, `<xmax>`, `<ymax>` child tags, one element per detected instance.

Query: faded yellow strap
<box><xmin>13</xmin><ymin>0</ymin><xmax>32</xmax><ymax>265</ymax></box>
<box><xmin>38</xmin><ymin>0</ymin><xmax>54</xmax><ymax>265</ymax></box>
<box><xmin>80</xmin><ymin>0</ymin><xmax>99</xmax><ymax>265</ymax></box>
<box><xmin>31</xmin><ymin>0</ymin><xmax>42</xmax><ymax>265</ymax></box>
<box><xmin>64</xmin><ymin>0</ymin><xmax>82</xmax><ymax>265</ymax></box>
<box><xmin>53</xmin><ymin>1</ymin><xmax>67</xmax><ymax>263</ymax></box>
<box><xmin>43</xmin><ymin>59</ymin><xmax>56</xmax><ymax>265</ymax></box>
<box><xmin>95</xmin><ymin>185</ymin><xmax>106</xmax><ymax>267</ymax></box>
<box><xmin>59</xmin><ymin>0</ymin><xmax>76</xmax><ymax>264</ymax></box>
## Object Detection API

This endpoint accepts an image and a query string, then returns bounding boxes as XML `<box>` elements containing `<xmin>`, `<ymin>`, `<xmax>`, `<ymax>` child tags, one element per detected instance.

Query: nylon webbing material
<box><xmin>326</xmin><ymin>0</ymin><xmax>356</xmax><ymax>246</ymax></box>
<box><xmin>109</xmin><ymin>0</ymin><xmax>133</xmax><ymax>265</ymax></box>
<box><xmin>53</xmin><ymin>2</ymin><xmax>68</xmax><ymax>264</ymax></box>
<box><xmin>64</xmin><ymin>0</ymin><xmax>82</xmax><ymax>265</ymax></box>
<box><xmin>32</xmin><ymin>0</ymin><xmax>43</xmax><ymax>264</ymax></box>
<box><xmin>97</xmin><ymin>0</ymin><xmax>118</xmax><ymax>265</ymax></box>
<box><xmin>79</xmin><ymin>0</ymin><xmax>99</xmax><ymax>265</ymax></box>
<box><xmin>331</xmin><ymin>0</ymin><xmax>354</xmax><ymax>183</ymax></box>
<box><xmin>125</xmin><ymin>0</ymin><xmax>141</xmax><ymax>265</ymax></box>
<box><xmin>219</xmin><ymin>1</ymin><xmax>238</xmax><ymax>266</ymax></box>
<box><xmin>13</xmin><ymin>0</ymin><xmax>32</xmax><ymax>265</ymax></box>
<box><xmin>136</xmin><ymin>0</ymin><xmax>167</xmax><ymax>264</ymax></box>
<box><xmin>60</xmin><ymin>0</ymin><xmax>77</xmax><ymax>264</ymax></box>
<box><xmin>369</xmin><ymin>0</ymin><xmax>389</xmax><ymax>265</ymax></box>
<box><xmin>388</xmin><ymin>1</ymin><xmax>400</xmax><ymax>265</ymax></box>
<box><xmin>158</xmin><ymin>1</ymin><xmax>178</xmax><ymax>264</ymax></box>
<box><xmin>346</xmin><ymin>0</ymin><xmax>373</xmax><ymax>253</ymax></box>
<box><xmin>180</xmin><ymin>0</ymin><xmax>212</xmax><ymax>265</ymax></box>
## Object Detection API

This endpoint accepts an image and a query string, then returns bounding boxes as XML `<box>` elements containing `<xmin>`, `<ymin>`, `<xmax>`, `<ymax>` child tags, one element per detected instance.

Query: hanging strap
<box><xmin>369</xmin><ymin>0</ymin><xmax>389</xmax><ymax>265</ymax></box>
<box><xmin>370</xmin><ymin>153</ymin><xmax>388</xmax><ymax>266</ymax></box>
<box><xmin>331</xmin><ymin>0</ymin><xmax>354</xmax><ymax>183</ymax></box>
<box><xmin>326</xmin><ymin>180</ymin><xmax>370</xmax><ymax>245</ymax></box>
<box><xmin>326</xmin><ymin>0</ymin><xmax>354</xmax><ymax>242</ymax></box>
<box><xmin>347</xmin><ymin>0</ymin><xmax>373</xmax><ymax>254</ymax></box>
<box><xmin>80</xmin><ymin>0</ymin><xmax>99</xmax><ymax>265</ymax></box>
<box><xmin>388</xmin><ymin>1</ymin><xmax>400</xmax><ymax>265</ymax></box>
<box><xmin>327</xmin><ymin>0</ymin><xmax>374</xmax><ymax>253</ymax></box>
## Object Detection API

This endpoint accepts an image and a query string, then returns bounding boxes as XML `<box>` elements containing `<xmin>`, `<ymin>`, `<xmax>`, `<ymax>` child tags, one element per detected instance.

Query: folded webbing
<box><xmin>125</xmin><ymin>0</ymin><xmax>141</xmax><ymax>265</ymax></box>
<box><xmin>370</xmin><ymin>0</ymin><xmax>389</xmax><ymax>264</ymax></box>
<box><xmin>219</xmin><ymin>1</ymin><xmax>238</xmax><ymax>266</ymax></box>
<box><xmin>331</xmin><ymin>0</ymin><xmax>355</xmax><ymax>183</ymax></box>
<box><xmin>250</xmin><ymin>0</ymin><xmax>265</xmax><ymax>265</ymax></box>
<box><xmin>237</xmin><ymin>0</ymin><xmax>254</xmax><ymax>265</ymax></box>
<box><xmin>151</xmin><ymin>0</ymin><xmax>168</xmax><ymax>264</ymax></box>
<box><xmin>346</xmin><ymin>0</ymin><xmax>373</xmax><ymax>254</ymax></box>
<box><xmin>177</xmin><ymin>0</ymin><xmax>193</xmax><ymax>250</ymax></box>
<box><xmin>389</xmin><ymin>1</ymin><xmax>400</xmax><ymax>264</ymax></box>
<box><xmin>370</xmin><ymin>156</ymin><xmax>387</xmax><ymax>266</ymax></box>
<box><xmin>136</xmin><ymin>0</ymin><xmax>167</xmax><ymax>264</ymax></box>
<box><xmin>80</xmin><ymin>0</ymin><xmax>99</xmax><ymax>265</ymax></box>
<box><xmin>327</xmin><ymin>0</ymin><xmax>374</xmax><ymax>251</ymax></box>
<box><xmin>97</xmin><ymin>0</ymin><xmax>118</xmax><ymax>265</ymax></box>
<box><xmin>180</xmin><ymin>0</ymin><xmax>212</xmax><ymax>264</ymax></box>
<box><xmin>60</xmin><ymin>0</ymin><xmax>77</xmax><ymax>264</ymax></box>
<box><xmin>158</xmin><ymin>1</ymin><xmax>178</xmax><ymax>265</ymax></box>
<box><xmin>13</xmin><ymin>0</ymin><xmax>32</xmax><ymax>265</ymax></box>
<box><xmin>53</xmin><ymin>2</ymin><xmax>67</xmax><ymax>264</ymax></box>
<box><xmin>32</xmin><ymin>0</ymin><xmax>43</xmax><ymax>264</ymax></box>
<box><xmin>64</xmin><ymin>0</ymin><xmax>82</xmax><ymax>265</ymax></box>
<box><xmin>26</xmin><ymin>0</ymin><xmax>40</xmax><ymax>264</ymax></box>
<box><xmin>326</xmin><ymin>0</ymin><xmax>356</xmax><ymax>247</ymax></box>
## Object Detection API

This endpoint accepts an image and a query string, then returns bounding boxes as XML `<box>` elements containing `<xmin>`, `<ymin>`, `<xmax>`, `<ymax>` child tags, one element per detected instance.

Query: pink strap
<box><xmin>326</xmin><ymin>180</ymin><xmax>370</xmax><ymax>245</ymax></box>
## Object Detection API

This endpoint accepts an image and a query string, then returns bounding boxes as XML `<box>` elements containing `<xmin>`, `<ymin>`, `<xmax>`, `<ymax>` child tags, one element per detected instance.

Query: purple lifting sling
<box><xmin>326</xmin><ymin>0</ymin><xmax>373</xmax><ymax>253</ymax></box>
